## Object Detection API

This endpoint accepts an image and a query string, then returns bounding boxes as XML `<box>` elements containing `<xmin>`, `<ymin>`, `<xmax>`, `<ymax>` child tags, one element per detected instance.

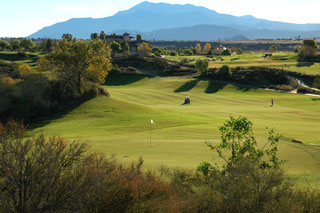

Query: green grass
<box><xmin>29</xmin><ymin>75</ymin><xmax>320</xmax><ymax>186</ymax></box>
<box><xmin>0</xmin><ymin>51</ymin><xmax>40</xmax><ymax>71</ymax></box>
<box><xmin>165</xmin><ymin>52</ymin><xmax>320</xmax><ymax>75</ymax></box>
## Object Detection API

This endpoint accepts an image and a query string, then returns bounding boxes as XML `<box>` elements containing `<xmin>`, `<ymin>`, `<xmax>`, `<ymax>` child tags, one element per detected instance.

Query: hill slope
<box><xmin>29</xmin><ymin>75</ymin><xmax>320</xmax><ymax>185</ymax></box>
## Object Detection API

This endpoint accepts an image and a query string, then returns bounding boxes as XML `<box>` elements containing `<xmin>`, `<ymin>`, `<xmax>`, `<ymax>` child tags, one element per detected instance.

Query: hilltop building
<box><xmin>105</xmin><ymin>33</ymin><xmax>144</xmax><ymax>53</ymax></box>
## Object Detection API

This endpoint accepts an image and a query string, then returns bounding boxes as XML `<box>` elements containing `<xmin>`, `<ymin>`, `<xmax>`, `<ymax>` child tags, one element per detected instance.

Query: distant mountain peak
<box><xmin>28</xmin><ymin>1</ymin><xmax>320</xmax><ymax>40</ymax></box>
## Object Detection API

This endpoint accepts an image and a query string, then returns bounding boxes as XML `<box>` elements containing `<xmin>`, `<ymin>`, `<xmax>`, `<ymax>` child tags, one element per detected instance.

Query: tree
<box><xmin>236</xmin><ymin>48</ymin><xmax>243</xmax><ymax>55</ymax></box>
<box><xmin>183</xmin><ymin>49</ymin><xmax>193</xmax><ymax>56</ymax></box>
<box><xmin>40</xmin><ymin>39</ymin><xmax>52</xmax><ymax>52</ymax></box>
<box><xmin>269</xmin><ymin>44</ymin><xmax>278</xmax><ymax>52</ymax></box>
<box><xmin>110</xmin><ymin>41</ymin><xmax>122</xmax><ymax>53</ymax></box>
<box><xmin>312</xmin><ymin>77</ymin><xmax>320</xmax><ymax>89</ymax></box>
<box><xmin>38</xmin><ymin>39</ymin><xmax>112</xmax><ymax>96</ymax></box>
<box><xmin>45</xmin><ymin>39</ymin><xmax>53</xmax><ymax>52</ymax></box>
<box><xmin>204</xmin><ymin>43</ymin><xmax>212</xmax><ymax>55</ymax></box>
<box><xmin>99</xmin><ymin>30</ymin><xmax>106</xmax><ymax>40</ymax></box>
<box><xmin>120</xmin><ymin>40</ymin><xmax>130</xmax><ymax>53</ymax></box>
<box><xmin>195</xmin><ymin>43</ymin><xmax>202</xmax><ymax>55</ymax></box>
<box><xmin>197</xmin><ymin>116</ymin><xmax>285</xmax><ymax>212</ymax></box>
<box><xmin>298</xmin><ymin>39</ymin><xmax>319</xmax><ymax>62</ymax></box>
<box><xmin>0</xmin><ymin>40</ymin><xmax>9</xmax><ymax>50</ymax></box>
<box><xmin>138</xmin><ymin>42</ymin><xmax>152</xmax><ymax>56</ymax></box>
<box><xmin>10</xmin><ymin>40</ymin><xmax>20</xmax><ymax>50</ymax></box>
<box><xmin>91</xmin><ymin>32</ymin><xmax>99</xmax><ymax>40</ymax></box>
<box><xmin>136</xmin><ymin>34</ymin><xmax>143</xmax><ymax>41</ymax></box>
<box><xmin>195</xmin><ymin>59</ymin><xmax>209</xmax><ymax>74</ymax></box>
<box><xmin>0</xmin><ymin>121</ymin><xmax>96</xmax><ymax>212</ymax></box>
<box><xmin>62</xmin><ymin>33</ymin><xmax>73</xmax><ymax>42</ymax></box>
<box><xmin>221</xmin><ymin>49</ymin><xmax>232</xmax><ymax>56</ymax></box>
<box><xmin>20</xmin><ymin>38</ymin><xmax>36</xmax><ymax>50</ymax></box>
<box><xmin>198</xmin><ymin>115</ymin><xmax>283</xmax><ymax>175</ymax></box>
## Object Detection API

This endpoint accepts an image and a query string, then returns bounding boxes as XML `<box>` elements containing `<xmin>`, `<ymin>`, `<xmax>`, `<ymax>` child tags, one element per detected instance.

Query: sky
<box><xmin>1</xmin><ymin>0</ymin><xmax>320</xmax><ymax>37</ymax></box>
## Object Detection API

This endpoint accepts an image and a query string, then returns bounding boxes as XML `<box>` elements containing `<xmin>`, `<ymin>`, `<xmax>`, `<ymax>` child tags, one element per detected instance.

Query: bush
<box><xmin>221</xmin><ymin>49</ymin><xmax>232</xmax><ymax>56</ymax></box>
<box><xmin>18</xmin><ymin>64</ymin><xmax>33</xmax><ymax>77</ymax></box>
<box><xmin>197</xmin><ymin>159</ymin><xmax>289</xmax><ymax>212</ymax></box>
<box><xmin>195</xmin><ymin>59</ymin><xmax>209</xmax><ymax>74</ymax></box>
<box><xmin>313</xmin><ymin>77</ymin><xmax>320</xmax><ymax>89</ymax></box>
<box><xmin>0</xmin><ymin>121</ymin><xmax>92</xmax><ymax>212</ymax></box>
<box><xmin>183</xmin><ymin>49</ymin><xmax>193</xmax><ymax>56</ymax></box>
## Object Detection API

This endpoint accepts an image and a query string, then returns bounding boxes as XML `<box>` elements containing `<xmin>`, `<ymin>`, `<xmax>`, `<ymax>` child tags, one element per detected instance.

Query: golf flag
<box><xmin>151</xmin><ymin>119</ymin><xmax>154</xmax><ymax>124</ymax></box>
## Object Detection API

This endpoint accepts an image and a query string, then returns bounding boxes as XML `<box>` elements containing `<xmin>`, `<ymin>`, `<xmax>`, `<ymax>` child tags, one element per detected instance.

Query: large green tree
<box><xmin>110</xmin><ymin>41</ymin><xmax>122</xmax><ymax>53</ymax></box>
<box><xmin>0</xmin><ymin>40</ymin><xmax>9</xmax><ymax>50</ymax></box>
<box><xmin>195</xmin><ymin>59</ymin><xmax>209</xmax><ymax>74</ymax></box>
<box><xmin>99</xmin><ymin>31</ymin><xmax>106</xmax><ymax>40</ymax></box>
<box><xmin>136</xmin><ymin>34</ymin><xmax>143</xmax><ymax>41</ymax></box>
<box><xmin>39</xmin><ymin>38</ymin><xmax>112</xmax><ymax>96</ymax></box>
<box><xmin>10</xmin><ymin>40</ymin><xmax>20</xmax><ymax>50</ymax></box>
<box><xmin>20</xmin><ymin>38</ymin><xmax>36</xmax><ymax>50</ymax></box>
<box><xmin>298</xmin><ymin>39</ymin><xmax>319</xmax><ymax>62</ymax></box>
<box><xmin>90</xmin><ymin>32</ymin><xmax>99</xmax><ymax>40</ymax></box>
<box><xmin>198</xmin><ymin>115</ymin><xmax>283</xmax><ymax>175</ymax></box>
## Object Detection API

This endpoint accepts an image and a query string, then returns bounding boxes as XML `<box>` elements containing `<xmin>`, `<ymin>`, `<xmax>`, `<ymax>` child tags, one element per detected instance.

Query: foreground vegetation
<box><xmin>2</xmin><ymin>118</ymin><xmax>320</xmax><ymax>212</ymax></box>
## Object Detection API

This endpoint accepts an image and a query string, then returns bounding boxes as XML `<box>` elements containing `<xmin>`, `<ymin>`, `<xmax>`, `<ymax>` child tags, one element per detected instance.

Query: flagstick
<box><xmin>150</xmin><ymin>122</ymin><xmax>152</xmax><ymax>148</ymax></box>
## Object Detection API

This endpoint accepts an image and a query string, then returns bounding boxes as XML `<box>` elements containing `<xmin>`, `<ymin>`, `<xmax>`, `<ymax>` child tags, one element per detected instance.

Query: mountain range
<box><xmin>29</xmin><ymin>1</ymin><xmax>320</xmax><ymax>40</ymax></box>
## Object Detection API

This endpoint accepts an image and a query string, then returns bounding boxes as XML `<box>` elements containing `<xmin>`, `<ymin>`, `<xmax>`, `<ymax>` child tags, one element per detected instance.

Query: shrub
<box><xmin>138</xmin><ymin>42</ymin><xmax>152</xmax><ymax>56</ymax></box>
<box><xmin>18</xmin><ymin>64</ymin><xmax>33</xmax><ymax>77</ymax></box>
<box><xmin>183</xmin><ymin>49</ymin><xmax>193</xmax><ymax>56</ymax></box>
<box><xmin>197</xmin><ymin>159</ymin><xmax>289</xmax><ymax>212</ymax></box>
<box><xmin>0</xmin><ymin>121</ymin><xmax>93</xmax><ymax>212</ymax></box>
<box><xmin>313</xmin><ymin>77</ymin><xmax>320</xmax><ymax>89</ymax></box>
<box><xmin>195</xmin><ymin>59</ymin><xmax>209</xmax><ymax>74</ymax></box>
<box><xmin>221</xmin><ymin>49</ymin><xmax>232</xmax><ymax>56</ymax></box>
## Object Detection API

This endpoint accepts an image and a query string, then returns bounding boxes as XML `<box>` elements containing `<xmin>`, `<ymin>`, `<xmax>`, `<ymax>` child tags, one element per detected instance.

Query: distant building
<box><xmin>105</xmin><ymin>33</ymin><xmax>144</xmax><ymax>53</ymax></box>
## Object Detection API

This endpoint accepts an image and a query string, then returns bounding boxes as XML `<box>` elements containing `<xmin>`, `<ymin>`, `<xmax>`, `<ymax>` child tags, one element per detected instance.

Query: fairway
<box><xmin>30</xmin><ymin>75</ymin><xmax>320</xmax><ymax>185</ymax></box>
<box><xmin>165</xmin><ymin>52</ymin><xmax>320</xmax><ymax>75</ymax></box>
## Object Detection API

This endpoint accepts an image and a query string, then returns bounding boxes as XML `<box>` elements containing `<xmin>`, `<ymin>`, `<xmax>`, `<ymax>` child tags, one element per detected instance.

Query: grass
<box><xmin>165</xmin><ymin>52</ymin><xmax>320</xmax><ymax>75</ymax></box>
<box><xmin>29</xmin><ymin>75</ymin><xmax>320</xmax><ymax>186</ymax></box>
<box><xmin>0</xmin><ymin>51</ymin><xmax>40</xmax><ymax>71</ymax></box>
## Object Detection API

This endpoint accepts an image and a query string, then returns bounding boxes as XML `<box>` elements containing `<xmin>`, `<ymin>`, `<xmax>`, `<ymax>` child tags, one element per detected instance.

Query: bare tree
<box><xmin>0</xmin><ymin>121</ymin><xmax>94</xmax><ymax>212</ymax></box>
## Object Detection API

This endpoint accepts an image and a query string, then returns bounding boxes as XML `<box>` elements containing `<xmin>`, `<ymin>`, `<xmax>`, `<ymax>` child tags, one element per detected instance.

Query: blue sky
<box><xmin>1</xmin><ymin>0</ymin><xmax>320</xmax><ymax>37</ymax></box>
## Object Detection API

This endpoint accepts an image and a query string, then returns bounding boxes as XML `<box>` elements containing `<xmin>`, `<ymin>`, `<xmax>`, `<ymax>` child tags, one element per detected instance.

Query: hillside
<box><xmin>29</xmin><ymin>75</ymin><xmax>320</xmax><ymax>185</ymax></box>
<box><xmin>29</xmin><ymin>1</ymin><xmax>320</xmax><ymax>40</ymax></box>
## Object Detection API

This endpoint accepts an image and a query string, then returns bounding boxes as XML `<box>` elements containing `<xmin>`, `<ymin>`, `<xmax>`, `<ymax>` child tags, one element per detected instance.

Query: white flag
<box><xmin>151</xmin><ymin>119</ymin><xmax>154</xmax><ymax>124</ymax></box>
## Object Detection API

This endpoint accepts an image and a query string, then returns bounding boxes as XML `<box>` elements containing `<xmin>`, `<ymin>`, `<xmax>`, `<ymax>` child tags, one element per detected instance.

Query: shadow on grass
<box><xmin>0</xmin><ymin>52</ymin><xmax>37</xmax><ymax>62</ymax></box>
<box><xmin>205</xmin><ymin>81</ymin><xmax>226</xmax><ymax>93</ymax></box>
<box><xmin>236</xmin><ymin>87</ymin><xmax>252</xmax><ymax>92</ymax></box>
<box><xmin>312</xmin><ymin>98</ymin><xmax>320</xmax><ymax>101</ymax></box>
<box><xmin>105</xmin><ymin>73</ymin><xmax>152</xmax><ymax>86</ymax></box>
<box><xmin>28</xmin><ymin>95</ymin><xmax>96</xmax><ymax>132</ymax></box>
<box><xmin>296</xmin><ymin>62</ymin><xmax>314</xmax><ymax>67</ymax></box>
<box><xmin>174</xmin><ymin>79</ymin><xmax>198</xmax><ymax>93</ymax></box>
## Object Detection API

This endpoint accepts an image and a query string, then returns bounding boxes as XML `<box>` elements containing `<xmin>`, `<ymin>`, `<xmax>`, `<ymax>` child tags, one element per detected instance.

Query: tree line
<box><xmin>0</xmin><ymin>34</ymin><xmax>112</xmax><ymax>123</ymax></box>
